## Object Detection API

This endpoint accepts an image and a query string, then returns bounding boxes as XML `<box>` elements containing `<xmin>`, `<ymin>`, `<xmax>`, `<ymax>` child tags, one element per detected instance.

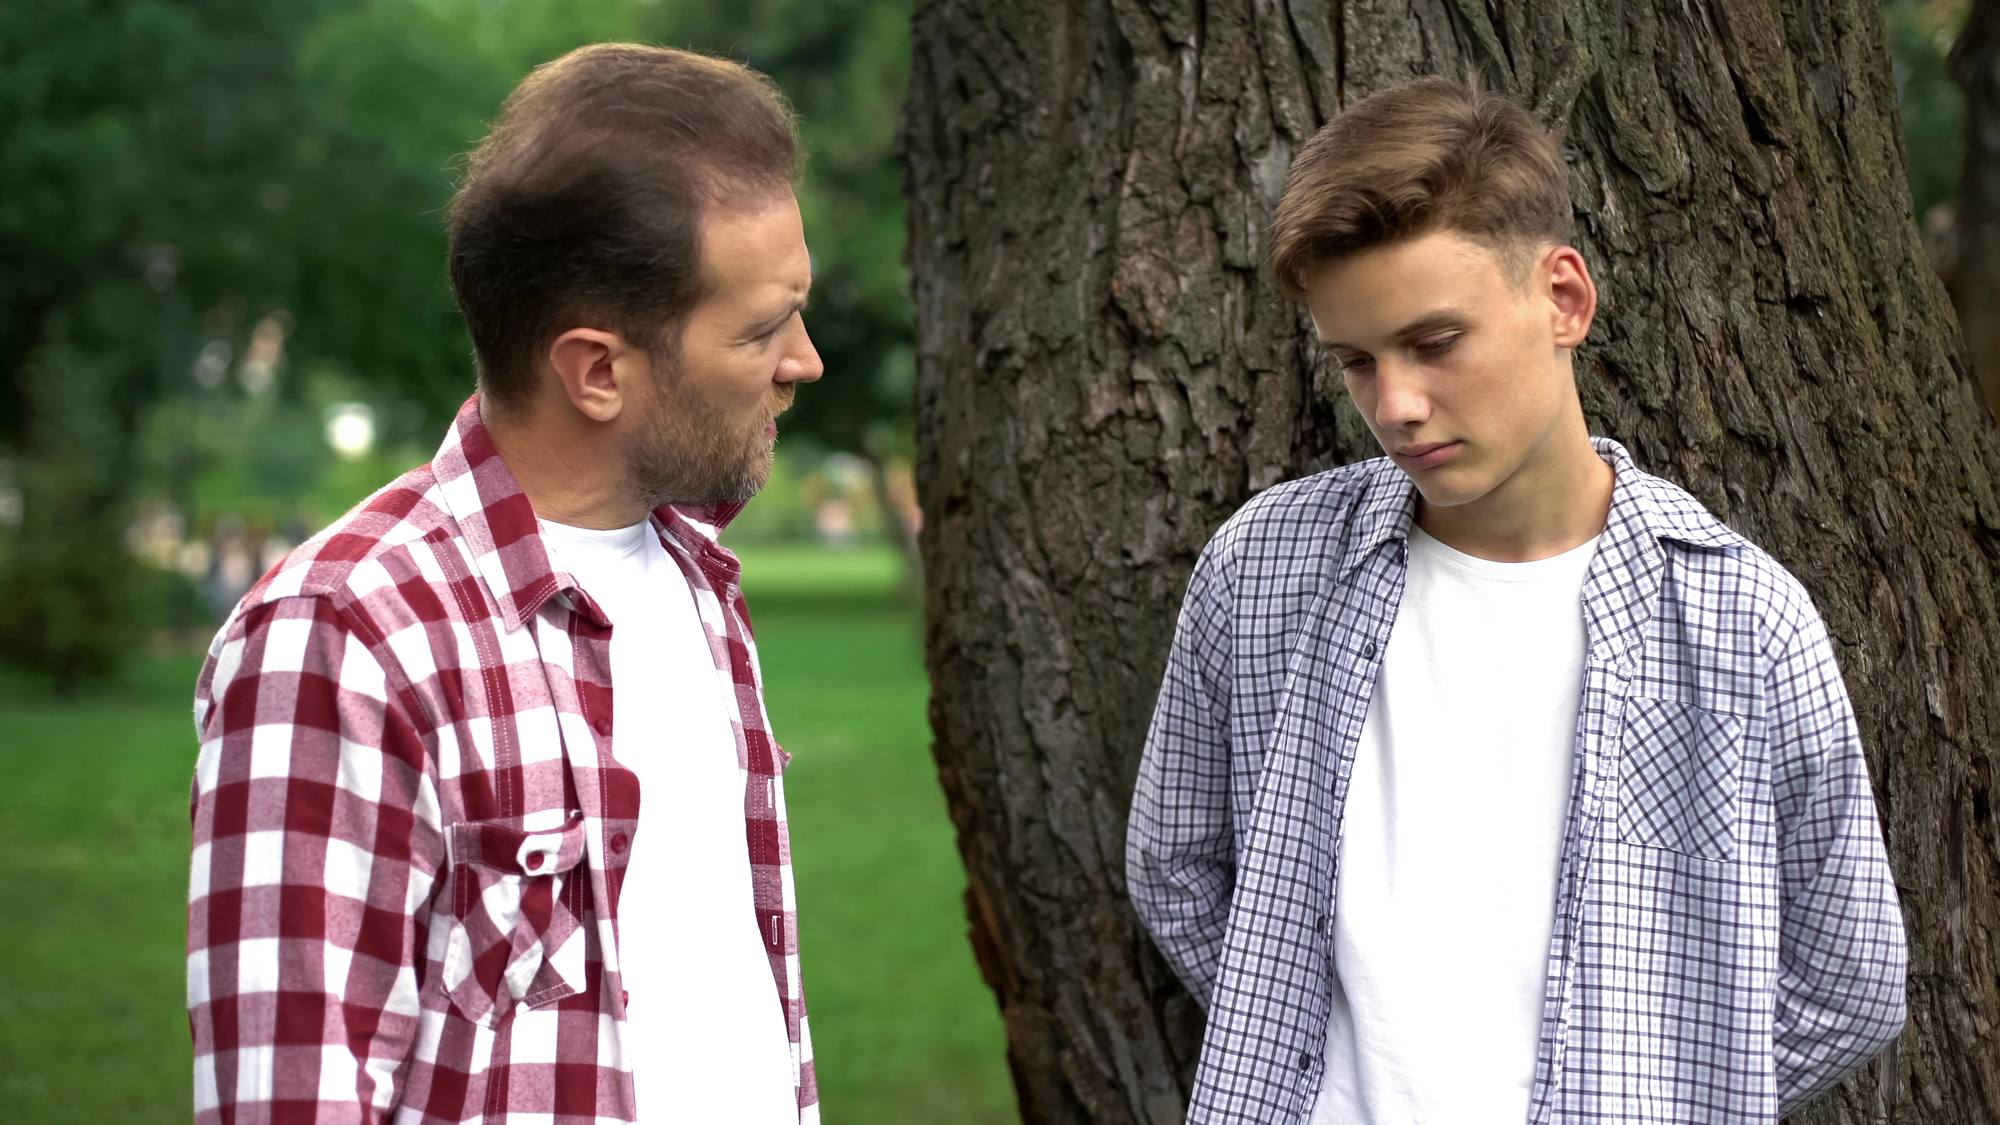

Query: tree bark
<box><xmin>1956</xmin><ymin>0</ymin><xmax>2000</xmax><ymax>417</ymax></box>
<box><xmin>901</xmin><ymin>0</ymin><xmax>2000</xmax><ymax>1121</ymax></box>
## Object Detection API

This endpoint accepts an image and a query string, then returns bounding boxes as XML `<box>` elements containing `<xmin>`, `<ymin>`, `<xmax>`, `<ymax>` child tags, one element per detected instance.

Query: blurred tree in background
<box><xmin>0</xmin><ymin>0</ymin><xmax>914</xmax><ymax>685</ymax></box>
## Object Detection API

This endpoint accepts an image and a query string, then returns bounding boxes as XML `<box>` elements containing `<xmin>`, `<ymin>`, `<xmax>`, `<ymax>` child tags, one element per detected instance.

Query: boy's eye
<box><xmin>1336</xmin><ymin>354</ymin><xmax>1373</xmax><ymax>373</ymax></box>
<box><xmin>1415</xmin><ymin>334</ymin><xmax>1459</xmax><ymax>356</ymax></box>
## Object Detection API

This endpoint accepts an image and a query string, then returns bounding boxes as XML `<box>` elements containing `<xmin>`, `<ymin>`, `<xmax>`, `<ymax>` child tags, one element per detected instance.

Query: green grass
<box><xmin>0</xmin><ymin>548</ymin><xmax>1013</xmax><ymax>1124</ymax></box>
<box><xmin>732</xmin><ymin>542</ymin><xmax>910</xmax><ymax>600</ymax></box>
<box><xmin>0</xmin><ymin>658</ymin><xmax>204</xmax><ymax>1122</ymax></box>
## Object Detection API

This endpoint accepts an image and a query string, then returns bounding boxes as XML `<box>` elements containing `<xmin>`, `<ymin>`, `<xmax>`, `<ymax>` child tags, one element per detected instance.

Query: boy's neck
<box><xmin>1413</xmin><ymin>421</ymin><xmax>1613</xmax><ymax>563</ymax></box>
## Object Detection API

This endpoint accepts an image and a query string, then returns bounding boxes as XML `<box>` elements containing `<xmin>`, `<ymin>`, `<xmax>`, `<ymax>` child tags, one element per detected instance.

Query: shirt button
<box><xmin>524</xmin><ymin>851</ymin><xmax>544</xmax><ymax>871</ymax></box>
<box><xmin>592</xmin><ymin>715</ymin><xmax>612</xmax><ymax>737</ymax></box>
<box><xmin>1316</xmin><ymin>914</ymin><xmax>1327</xmax><ymax>935</ymax></box>
<box><xmin>1299</xmin><ymin>1051</ymin><xmax>1314</xmax><ymax>1071</ymax></box>
<box><xmin>609</xmin><ymin>833</ymin><xmax>630</xmax><ymax>855</ymax></box>
<box><xmin>1362</xmin><ymin>640</ymin><xmax>1378</xmax><ymax>660</ymax></box>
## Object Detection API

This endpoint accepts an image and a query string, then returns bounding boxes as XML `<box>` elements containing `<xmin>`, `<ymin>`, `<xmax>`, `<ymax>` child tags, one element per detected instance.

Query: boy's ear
<box><xmin>1546</xmin><ymin>246</ymin><xmax>1597</xmax><ymax>349</ymax></box>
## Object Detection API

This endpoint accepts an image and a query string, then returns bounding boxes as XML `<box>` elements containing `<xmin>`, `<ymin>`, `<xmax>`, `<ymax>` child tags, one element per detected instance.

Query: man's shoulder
<box><xmin>231</xmin><ymin>461</ymin><xmax>454</xmax><ymax>626</ymax></box>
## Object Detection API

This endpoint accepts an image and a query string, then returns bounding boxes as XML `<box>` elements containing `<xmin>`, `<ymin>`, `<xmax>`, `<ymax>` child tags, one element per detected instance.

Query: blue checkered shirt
<box><xmin>1127</xmin><ymin>439</ymin><xmax>1906</xmax><ymax>1124</ymax></box>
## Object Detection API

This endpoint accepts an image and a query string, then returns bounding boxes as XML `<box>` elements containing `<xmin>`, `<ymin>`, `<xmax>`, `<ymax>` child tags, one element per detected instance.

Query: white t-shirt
<box><xmin>1311</xmin><ymin>526</ymin><xmax>1599</xmax><ymax>1125</ymax></box>
<box><xmin>538</xmin><ymin>518</ymin><xmax>797</xmax><ymax>1124</ymax></box>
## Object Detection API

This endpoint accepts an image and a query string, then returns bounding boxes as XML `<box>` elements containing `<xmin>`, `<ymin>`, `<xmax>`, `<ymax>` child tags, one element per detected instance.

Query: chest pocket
<box><xmin>441</xmin><ymin>812</ymin><xmax>590</xmax><ymax>1025</ymax></box>
<box><xmin>1618</xmin><ymin>698</ymin><xmax>1743</xmax><ymax>861</ymax></box>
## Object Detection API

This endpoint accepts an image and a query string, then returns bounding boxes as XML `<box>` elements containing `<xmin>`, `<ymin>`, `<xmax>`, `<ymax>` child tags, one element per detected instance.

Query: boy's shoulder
<box><xmin>1205</xmin><ymin>455</ymin><xmax>1407</xmax><ymax>565</ymax></box>
<box><xmin>1614</xmin><ymin>456</ymin><xmax>1822</xmax><ymax>640</ymax></box>
<box><xmin>1202</xmin><ymin>442</ymin><xmax>1823</xmax><ymax>639</ymax></box>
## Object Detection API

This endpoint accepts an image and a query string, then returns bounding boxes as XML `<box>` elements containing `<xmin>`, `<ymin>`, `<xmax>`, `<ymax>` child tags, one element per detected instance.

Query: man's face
<box><xmin>1303</xmin><ymin>230</ymin><xmax>1592</xmax><ymax>510</ymax></box>
<box><xmin>625</xmin><ymin>192</ymin><xmax>821</xmax><ymax>508</ymax></box>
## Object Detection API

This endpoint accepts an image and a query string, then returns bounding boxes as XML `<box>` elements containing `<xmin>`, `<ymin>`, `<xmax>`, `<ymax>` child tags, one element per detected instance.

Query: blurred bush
<box><xmin>0</xmin><ymin>346</ymin><xmax>137</xmax><ymax>689</ymax></box>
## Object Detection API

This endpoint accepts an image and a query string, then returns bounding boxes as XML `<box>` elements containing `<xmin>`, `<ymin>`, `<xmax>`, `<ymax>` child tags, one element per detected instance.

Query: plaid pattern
<box><xmin>1128</xmin><ymin>439</ymin><xmax>1906</xmax><ymax>1124</ymax></box>
<box><xmin>188</xmin><ymin>395</ymin><xmax>816</xmax><ymax>1123</ymax></box>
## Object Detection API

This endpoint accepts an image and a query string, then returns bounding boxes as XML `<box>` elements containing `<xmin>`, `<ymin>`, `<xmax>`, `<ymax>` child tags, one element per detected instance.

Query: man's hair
<box><xmin>1268</xmin><ymin>77</ymin><xmax>1571</xmax><ymax>299</ymax></box>
<box><xmin>448</xmin><ymin>44</ymin><xmax>802</xmax><ymax>410</ymax></box>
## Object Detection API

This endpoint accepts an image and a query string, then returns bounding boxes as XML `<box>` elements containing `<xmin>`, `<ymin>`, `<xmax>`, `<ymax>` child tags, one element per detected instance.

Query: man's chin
<box><xmin>641</xmin><ymin>452</ymin><xmax>774</xmax><ymax>509</ymax></box>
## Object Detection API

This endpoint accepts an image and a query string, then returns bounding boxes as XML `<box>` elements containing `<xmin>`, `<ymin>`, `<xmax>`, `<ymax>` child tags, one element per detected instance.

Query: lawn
<box><xmin>0</xmin><ymin>544</ymin><xmax>1015</xmax><ymax>1123</ymax></box>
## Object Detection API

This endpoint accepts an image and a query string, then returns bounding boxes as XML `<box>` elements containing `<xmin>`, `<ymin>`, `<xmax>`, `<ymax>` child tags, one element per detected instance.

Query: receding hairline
<box><xmin>447</xmin><ymin>41</ymin><xmax>804</xmax><ymax>412</ymax></box>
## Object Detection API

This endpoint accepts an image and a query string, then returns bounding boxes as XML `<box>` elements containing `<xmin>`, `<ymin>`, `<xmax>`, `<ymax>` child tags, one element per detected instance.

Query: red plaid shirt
<box><xmin>188</xmin><ymin>396</ymin><xmax>817</xmax><ymax>1123</ymax></box>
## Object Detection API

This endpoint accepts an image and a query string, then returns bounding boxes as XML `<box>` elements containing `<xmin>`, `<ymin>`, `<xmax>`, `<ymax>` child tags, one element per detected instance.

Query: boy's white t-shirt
<box><xmin>1311</xmin><ymin>526</ymin><xmax>1600</xmax><ymax>1125</ymax></box>
<box><xmin>538</xmin><ymin>517</ymin><xmax>797</xmax><ymax>1124</ymax></box>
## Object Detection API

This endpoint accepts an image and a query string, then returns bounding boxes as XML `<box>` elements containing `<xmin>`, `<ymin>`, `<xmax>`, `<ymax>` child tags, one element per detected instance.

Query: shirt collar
<box><xmin>429</xmin><ymin>394</ymin><xmax>751</xmax><ymax>632</ymax></box>
<box><xmin>1335</xmin><ymin>436</ymin><xmax>1744</xmax><ymax>582</ymax></box>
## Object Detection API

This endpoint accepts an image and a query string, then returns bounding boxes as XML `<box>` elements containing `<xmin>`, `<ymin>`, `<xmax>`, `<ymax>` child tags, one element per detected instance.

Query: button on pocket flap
<box><xmin>441</xmin><ymin>811</ymin><xmax>589</xmax><ymax>1025</ymax></box>
<box><xmin>1619</xmin><ymin>698</ymin><xmax>1744</xmax><ymax>860</ymax></box>
<box><xmin>448</xmin><ymin>812</ymin><xmax>588</xmax><ymax>877</ymax></box>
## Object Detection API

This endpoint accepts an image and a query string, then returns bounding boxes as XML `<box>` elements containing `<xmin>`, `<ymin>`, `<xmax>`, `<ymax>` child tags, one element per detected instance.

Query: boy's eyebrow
<box><xmin>1320</xmin><ymin>307</ymin><xmax>1473</xmax><ymax>349</ymax></box>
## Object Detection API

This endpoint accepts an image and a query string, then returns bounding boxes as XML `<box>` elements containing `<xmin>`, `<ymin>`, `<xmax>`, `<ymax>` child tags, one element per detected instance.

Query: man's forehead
<box><xmin>698</xmin><ymin>195</ymin><xmax>811</xmax><ymax>292</ymax></box>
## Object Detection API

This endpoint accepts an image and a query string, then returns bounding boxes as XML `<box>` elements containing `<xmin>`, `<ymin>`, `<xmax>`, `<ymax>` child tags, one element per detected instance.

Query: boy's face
<box><xmin>1302</xmin><ymin>230</ymin><xmax>1596</xmax><ymax>511</ymax></box>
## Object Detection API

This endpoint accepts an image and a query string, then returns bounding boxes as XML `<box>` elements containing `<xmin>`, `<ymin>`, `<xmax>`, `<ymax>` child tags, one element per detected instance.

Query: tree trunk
<box><xmin>900</xmin><ymin>0</ymin><xmax>2000</xmax><ymax>1121</ymax></box>
<box><xmin>1957</xmin><ymin>0</ymin><xmax>2000</xmax><ymax>417</ymax></box>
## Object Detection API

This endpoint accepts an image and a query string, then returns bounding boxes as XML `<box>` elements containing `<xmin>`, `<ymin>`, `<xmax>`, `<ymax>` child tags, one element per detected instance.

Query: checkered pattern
<box><xmin>1127</xmin><ymin>439</ymin><xmax>1907</xmax><ymax>1124</ymax></box>
<box><xmin>188</xmin><ymin>395</ymin><xmax>817</xmax><ymax>1123</ymax></box>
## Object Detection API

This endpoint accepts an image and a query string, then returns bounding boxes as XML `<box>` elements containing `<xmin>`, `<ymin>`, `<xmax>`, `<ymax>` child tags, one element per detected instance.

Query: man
<box><xmin>187</xmin><ymin>45</ymin><xmax>823</xmax><ymax>1122</ymax></box>
<box><xmin>1126</xmin><ymin>77</ymin><xmax>1906</xmax><ymax>1124</ymax></box>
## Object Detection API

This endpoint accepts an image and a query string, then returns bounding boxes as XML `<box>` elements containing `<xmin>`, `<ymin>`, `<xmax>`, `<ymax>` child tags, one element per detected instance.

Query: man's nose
<box><xmin>779</xmin><ymin>322</ymin><xmax>824</xmax><ymax>384</ymax></box>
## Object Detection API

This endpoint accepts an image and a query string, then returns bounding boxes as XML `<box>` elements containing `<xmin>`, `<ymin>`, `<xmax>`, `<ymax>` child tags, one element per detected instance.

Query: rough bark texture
<box><xmin>900</xmin><ymin>1</ymin><xmax>2000</xmax><ymax>1121</ymax></box>
<box><xmin>1957</xmin><ymin>0</ymin><xmax>2000</xmax><ymax>417</ymax></box>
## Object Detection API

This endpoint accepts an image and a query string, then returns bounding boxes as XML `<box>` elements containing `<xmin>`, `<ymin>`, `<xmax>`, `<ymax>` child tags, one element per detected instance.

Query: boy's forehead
<box><xmin>1304</xmin><ymin>232</ymin><xmax>1513</xmax><ymax>342</ymax></box>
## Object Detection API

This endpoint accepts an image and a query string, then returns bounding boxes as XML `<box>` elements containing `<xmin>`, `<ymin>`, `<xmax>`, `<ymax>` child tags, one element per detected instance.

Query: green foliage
<box><xmin>0</xmin><ymin>0</ymin><xmax>915</xmax><ymax>682</ymax></box>
<box><xmin>0</xmin><ymin>345</ymin><xmax>140</xmax><ymax>690</ymax></box>
<box><xmin>1884</xmin><ymin>0</ymin><xmax>1971</xmax><ymax>219</ymax></box>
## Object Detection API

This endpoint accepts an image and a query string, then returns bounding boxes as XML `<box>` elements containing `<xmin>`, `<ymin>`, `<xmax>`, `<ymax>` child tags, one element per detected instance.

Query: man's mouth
<box><xmin>760</xmin><ymin>386</ymin><xmax>797</xmax><ymax>443</ymax></box>
<box><xmin>1391</xmin><ymin>440</ymin><xmax>1461</xmax><ymax>470</ymax></box>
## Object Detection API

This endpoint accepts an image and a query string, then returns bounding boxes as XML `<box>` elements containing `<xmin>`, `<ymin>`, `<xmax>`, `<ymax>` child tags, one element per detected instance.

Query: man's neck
<box><xmin>482</xmin><ymin>396</ymin><xmax>648</xmax><ymax>530</ymax></box>
<box><xmin>1415</xmin><ymin>425</ymin><xmax>1613</xmax><ymax>563</ymax></box>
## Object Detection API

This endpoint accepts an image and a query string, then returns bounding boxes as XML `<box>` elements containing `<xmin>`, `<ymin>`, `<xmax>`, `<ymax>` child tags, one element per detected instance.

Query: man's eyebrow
<box><xmin>751</xmin><ymin>293</ymin><xmax>811</xmax><ymax>333</ymax></box>
<box><xmin>1320</xmin><ymin>308</ymin><xmax>1473</xmax><ymax>349</ymax></box>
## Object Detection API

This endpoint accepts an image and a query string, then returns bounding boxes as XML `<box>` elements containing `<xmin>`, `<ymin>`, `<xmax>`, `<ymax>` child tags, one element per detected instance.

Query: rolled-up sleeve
<box><xmin>1127</xmin><ymin>541</ymin><xmax>1239</xmax><ymax>1008</ymax></box>
<box><xmin>189</xmin><ymin>595</ymin><xmax>441</xmax><ymax>1124</ymax></box>
<box><xmin>1767</xmin><ymin>600</ymin><xmax>1908</xmax><ymax>1110</ymax></box>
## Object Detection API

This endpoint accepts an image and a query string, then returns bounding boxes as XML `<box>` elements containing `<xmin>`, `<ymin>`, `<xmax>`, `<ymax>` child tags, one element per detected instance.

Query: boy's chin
<box><xmin>1404</xmin><ymin>461</ymin><xmax>1503</xmax><ymax>511</ymax></box>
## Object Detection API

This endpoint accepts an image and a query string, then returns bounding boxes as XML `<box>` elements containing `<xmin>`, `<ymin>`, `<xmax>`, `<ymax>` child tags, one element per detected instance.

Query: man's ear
<box><xmin>548</xmin><ymin>327</ymin><xmax>644</xmax><ymax>423</ymax></box>
<box><xmin>1546</xmin><ymin>245</ymin><xmax>1597</xmax><ymax>350</ymax></box>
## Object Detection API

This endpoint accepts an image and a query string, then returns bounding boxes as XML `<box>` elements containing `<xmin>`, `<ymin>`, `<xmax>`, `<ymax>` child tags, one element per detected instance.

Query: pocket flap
<box><xmin>448</xmin><ymin>813</ymin><xmax>589</xmax><ymax>877</ymax></box>
<box><xmin>440</xmin><ymin>811</ymin><xmax>590</xmax><ymax>1025</ymax></box>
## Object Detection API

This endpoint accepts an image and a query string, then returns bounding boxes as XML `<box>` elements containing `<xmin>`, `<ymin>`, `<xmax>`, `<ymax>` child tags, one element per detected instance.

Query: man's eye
<box><xmin>1415</xmin><ymin>334</ymin><xmax>1459</xmax><ymax>356</ymax></box>
<box><xmin>1336</xmin><ymin>355</ymin><xmax>1373</xmax><ymax>374</ymax></box>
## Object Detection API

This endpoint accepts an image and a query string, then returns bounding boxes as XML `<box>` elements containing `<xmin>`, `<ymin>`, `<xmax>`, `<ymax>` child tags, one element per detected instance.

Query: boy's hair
<box><xmin>1268</xmin><ymin>77</ymin><xmax>1571</xmax><ymax>299</ymax></box>
<box><xmin>449</xmin><ymin>44</ymin><xmax>802</xmax><ymax>411</ymax></box>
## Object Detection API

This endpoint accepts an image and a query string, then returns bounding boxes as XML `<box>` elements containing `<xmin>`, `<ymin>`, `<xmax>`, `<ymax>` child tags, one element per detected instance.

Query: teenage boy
<box><xmin>1126</xmin><ymin>77</ymin><xmax>1906</xmax><ymax>1124</ymax></box>
<box><xmin>188</xmin><ymin>46</ymin><xmax>823</xmax><ymax>1122</ymax></box>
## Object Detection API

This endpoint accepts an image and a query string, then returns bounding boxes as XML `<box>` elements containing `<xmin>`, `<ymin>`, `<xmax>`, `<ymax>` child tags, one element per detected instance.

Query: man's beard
<box><xmin>623</xmin><ymin>364</ymin><xmax>796</xmax><ymax>510</ymax></box>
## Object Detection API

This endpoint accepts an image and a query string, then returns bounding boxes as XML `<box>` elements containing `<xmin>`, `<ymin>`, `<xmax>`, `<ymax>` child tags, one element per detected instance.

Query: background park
<box><xmin>0</xmin><ymin>0</ymin><xmax>1994</xmax><ymax>1122</ymax></box>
